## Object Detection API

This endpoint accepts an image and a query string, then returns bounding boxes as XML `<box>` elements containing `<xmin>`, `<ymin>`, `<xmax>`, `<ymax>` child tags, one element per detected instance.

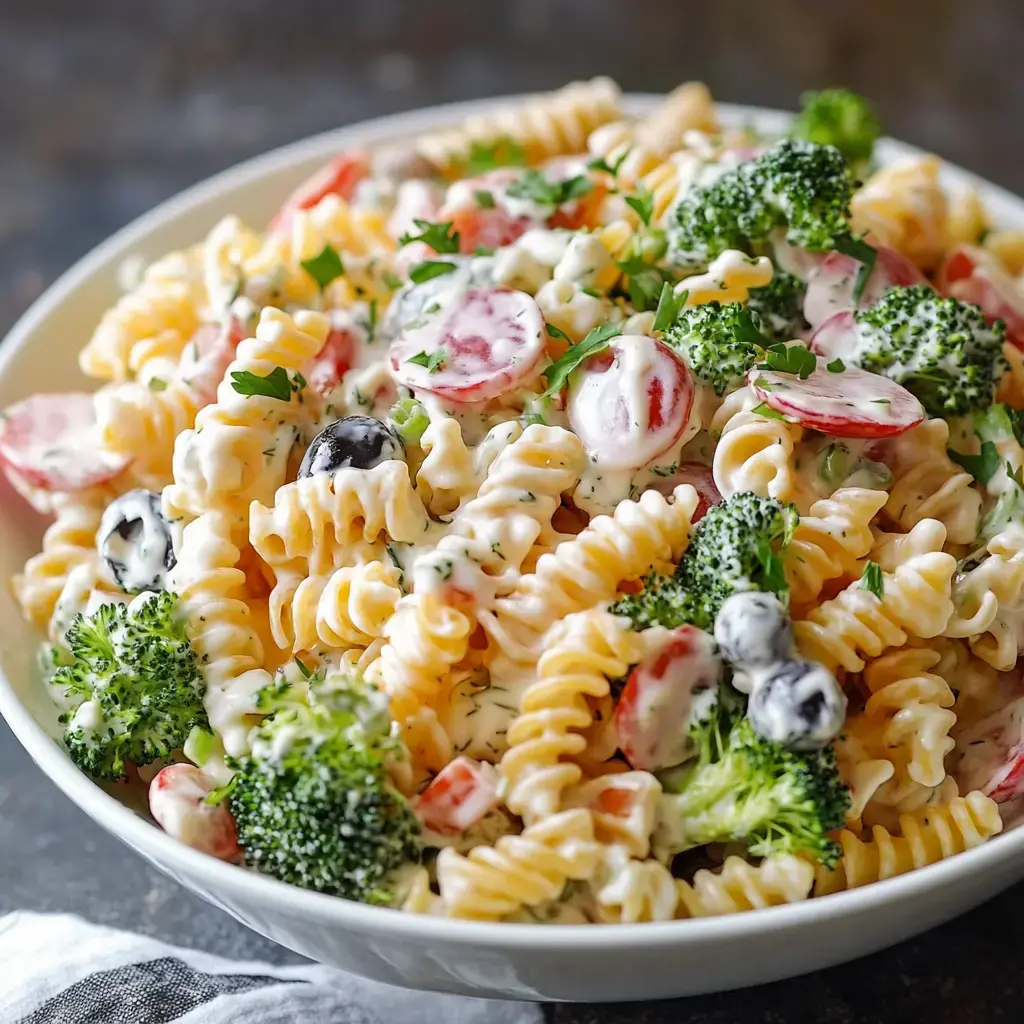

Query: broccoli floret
<box><xmin>657</xmin><ymin>699</ymin><xmax>848</xmax><ymax>866</ymax></box>
<box><xmin>669</xmin><ymin>139</ymin><xmax>855</xmax><ymax>267</ymax></box>
<box><xmin>611</xmin><ymin>572</ymin><xmax>698</xmax><ymax>632</ymax></box>
<box><xmin>745</xmin><ymin>270</ymin><xmax>809</xmax><ymax>341</ymax></box>
<box><xmin>611</xmin><ymin>493</ymin><xmax>798</xmax><ymax>633</ymax></box>
<box><xmin>663</xmin><ymin>302</ymin><xmax>766</xmax><ymax>395</ymax></box>
<box><xmin>51</xmin><ymin>591</ymin><xmax>207</xmax><ymax>780</ymax></box>
<box><xmin>229</xmin><ymin>670</ymin><xmax>420</xmax><ymax>903</ymax></box>
<box><xmin>791</xmin><ymin>88</ymin><xmax>881</xmax><ymax>170</ymax></box>
<box><xmin>851</xmin><ymin>285</ymin><xmax>1007</xmax><ymax>418</ymax></box>
<box><xmin>676</xmin><ymin>492</ymin><xmax>799</xmax><ymax>630</ymax></box>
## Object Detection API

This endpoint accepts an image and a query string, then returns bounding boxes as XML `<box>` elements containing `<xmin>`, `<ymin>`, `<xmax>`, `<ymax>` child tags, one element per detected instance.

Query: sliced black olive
<box><xmin>97</xmin><ymin>489</ymin><xmax>175</xmax><ymax>593</ymax></box>
<box><xmin>713</xmin><ymin>591</ymin><xmax>793</xmax><ymax>673</ymax></box>
<box><xmin>299</xmin><ymin>415</ymin><xmax>404</xmax><ymax>478</ymax></box>
<box><xmin>747</xmin><ymin>659</ymin><xmax>847</xmax><ymax>750</ymax></box>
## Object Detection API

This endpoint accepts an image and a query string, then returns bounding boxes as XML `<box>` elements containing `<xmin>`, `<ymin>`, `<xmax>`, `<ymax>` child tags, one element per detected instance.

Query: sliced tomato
<box><xmin>412</xmin><ymin>757</ymin><xmax>499</xmax><ymax>835</ymax></box>
<box><xmin>647</xmin><ymin>461</ymin><xmax>721</xmax><ymax>521</ymax></box>
<box><xmin>614</xmin><ymin>625</ymin><xmax>723</xmax><ymax>772</ymax></box>
<box><xmin>179</xmin><ymin>317</ymin><xmax>247</xmax><ymax>404</ymax></box>
<box><xmin>567</xmin><ymin>335</ymin><xmax>694</xmax><ymax>471</ymax></box>
<box><xmin>748</xmin><ymin>356</ymin><xmax>924</xmax><ymax>439</ymax></box>
<box><xmin>149</xmin><ymin>764</ymin><xmax>241</xmax><ymax>861</ymax></box>
<box><xmin>956</xmin><ymin>697</ymin><xmax>1024</xmax><ymax>803</ymax></box>
<box><xmin>938</xmin><ymin>244</ymin><xmax>1024</xmax><ymax>349</ymax></box>
<box><xmin>0</xmin><ymin>393</ymin><xmax>130</xmax><ymax>493</ymax></box>
<box><xmin>389</xmin><ymin>287</ymin><xmax>546</xmax><ymax>403</ymax></box>
<box><xmin>803</xmin><ymin>246</ymin><xmax>928</xmax><ymax>329</ymax></box>
<box><xmin>306</xmin><ymin>309</ymin><xmax>366</xmax><ymax>394</ymax></box>
<box><xmin>268</xmin><ymin>150</ymin><xmax>371</xmax><ymax>234</ymax></box>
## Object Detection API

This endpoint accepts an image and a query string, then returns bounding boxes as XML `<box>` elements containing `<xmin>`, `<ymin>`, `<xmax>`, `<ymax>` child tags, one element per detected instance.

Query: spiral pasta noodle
<box><xmin>415</xmin><ymin>78</ymin><xmax>622</xmax><ymax>177</ymax></box>
<box><xmin>166</xmin><ymin>512</ymin><xmax>271</xmax><ymax>758</ymax></box>
<box><xmin>13</xmin><ymin>490</ymin><xmax>112</xmax><ymax>630</ymax></box>
<box><xmin>435</xmin><ymin>808</ymin><xmax>603</xmax><ymax>920</ymax></box>
<box><xmin>882</xmin><ymin>416</ymin><xmax>981</xmax><ymax>546</ymax></box>
<box><xmin>794</xmin><ymin>545</ymin><xmax>956</xmax><ymax>674</ymax></box>
<box><xmin>272</xmin><ymin>560</ymin><xmax>402</xmax><ymax>653</ymax></box>
<box><xmin>944</xmin><ymin>524</ymin><xmax>1024</xmax><ymax>670</ymax></box>
<box><xmin>712</xmin><ymin>386</ymin><xmax>805</xmax><ymax>507</ymax></box>
<box><xmin>79</xmin><ymin>248</ymin><xmax>204</xmax><ymax>382</ymax></box>
<box><xmin>163</xmin><ymin>307</ymin><xmax>331</xmax><ymax>529</ymax></box>
<box><xmin>786</xmin><ymin>487</ymin><xmax>889</xmax><ymax>608</ymax></box>
<box><xmin>676</xmin><ymin>250</ymin><xmax>773</xmax><ymax>307</ymax></box>
<box><xmin>814</xmin><ymin>791</ymin><xmax>1002</xmax><ymax>895</ymax></box>
<box><xmin>676</xmin><ymin>855</ymin><xmax>815</xmax><ymax>918</ymax></box>
<box><xmin>249</xmin><ymin>460</ymin><xmax>430</xmax><ymax>578</ymax></box>
<box><xmin>501</xmin><ymin>609</ymin><xmax>662</xmax><ymax>826</ymax></box>
<box><xmin>593</xmin><ymin>852</ymin><xmax>678</xmax><ymax>923</ymax></box>
<box><xmin>482</xmin><ymin>484</ymin><xmax>698</xmax><ymax>683</ymax></box>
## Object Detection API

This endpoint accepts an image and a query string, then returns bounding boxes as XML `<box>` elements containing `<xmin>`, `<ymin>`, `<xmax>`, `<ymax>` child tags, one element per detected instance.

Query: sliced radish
<box><xmin>179</xmin><ymin>317</ymin><xmax>247</xmax><ymax>404</ymax></box>
<box><xmin>268</xmin><ymin>150</ymin><xmax>371</xmax><ymax>234</ymax></box>
<box><xmin>956</xmin><ymin>696</ymin><xmax>1024</xmax><ymax>803</ymax></box>
<box><xmin>0</xmin><ymin>393</ymin><xmax>130</xmax><ymax>493</ymax></box>
<box><xmin>808</xmin><ymin>309</ymin><xmax>856</xmax><ymax>362</ymax></box>
<box><xmin>748</xmin><ymin>356</ymin><xmax>924</xmax><ymax>439</ymax></box>
<box><xmin>412</xmin><ymin>757</ymin><xmax>500</xmax><ymax>835</ymax></box>
<box><xmin>149</xmin><ymin>763</ymin><xmax>241</xmax><ymax>861</ymax></box>
<box><xmin>938</xmin><ymin>244</ymin><xmax>1024</xmax><ymax>349</ymax></box>
<box><xmin>389</xmin><ymin>287</ymin><xmax>546</xmax><ymax>403</ymax></box>
<box><xmin>803</xmin><ymin>246</ymin><xmax>928</xmax><ymax>329</ymax></box>
<box><xmin>614</xmin><ymin>625</ymin><xmax>723</xmax><ymax>772</ymax></box>
<box><xmin>648</xmin><ymin>461</ymin><xmax>721</xmax><ymax>521</ymax></box>
<box><xmin>441</xmin><ymin>169</ymin><xmax>538</xmax><ymax>253</ymax></box>
<box><xmin>568</xmin><ymin>335</ymin><xmax>694</xmax><ymax>471</ymax></box>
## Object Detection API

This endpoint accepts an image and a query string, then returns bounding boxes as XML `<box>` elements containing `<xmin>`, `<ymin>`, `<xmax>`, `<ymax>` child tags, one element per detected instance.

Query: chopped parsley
<box><xmin>408</xmin><ymin>260</ymin><xmax>458</xmax><ymax>285</ymax></box>
<box><xmin>300</xmin><ymin>244</ymin><xmax>345</xmax><ymax>290</ymax></box>
<box><xmin>826</xmin><ymin>358</ymin><xmax>846</xmax><ymax>373</ymax></box>
<box><xmin>463</xmin><ymin>137</ymin><xmax>526</xmax><ymax>176</ymax></box>
<box><xmin>587</xmin><ymin>150</ymin><xmax>629</xmax><ymax>178</ymax></box>
<box><xmin>230</xmin><ymin>366</ymin><xmax>305</xmax><ymax>401</ymax></box>
<box><xmin>399</xmin><ymin>219</ymin><xmax>460</xmax><ymax>254</ymax></box>
<box><xmin>474</xmin><ymin>189</ymin><xmax>496</xmax><ymax>209</ymax></box>
<box><xmin>506</xmin><ymin>169</ymin><xmax>593</xmax><ymax>208</ymax></box>
<box><xmin>382</xmin><ymin>270</ymin><xmax>403</xmax><ymax>290</ymax></box>
<box><xmin>407</xmin><ymin>349</ymin><xmax>447</xmax><ymax>374</ymax></box>
<box><xmin>751</xmin><ymin>401</ymin><xmax>788</xmax><ymax>421</ymax></box>
<box><xmin>652</xmin><ymin>283</ymin><xmax>688</xmax><ymax>333</ymax></box>
<box><xmin>760</xmin><ymin>344</ymin><xmax>817</xmax><ymax>380</ymax></box>
<box><xmin>544</xmin><ymin>321</ymin><xmax>572</xmax><ymax>343</ymax></box>
<box><xmin>624</xmin><ymin>183</ymin><xmax>654</xmax><ymax>226</ymax></box>
<box><xmin>860</xmin><ymin>560</ymin><xmax>884</xmax><ymax>599</ymax></box>
<box><xmin>147</xmin><ymin>377</ymin><xmax>168</xmax><ymax>392</ymax></box>
<box><xmin>542</xmin><ymin>322</ymin><xmax>622</xmax><ymax>397</ymax></box>
<box><xmin>948</xmin><ymin>441</ymin><xmax>1001</xmax><ymax>486</ymax></box>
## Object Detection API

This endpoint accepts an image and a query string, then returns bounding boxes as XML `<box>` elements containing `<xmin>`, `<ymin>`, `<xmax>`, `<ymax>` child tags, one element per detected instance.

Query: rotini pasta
<box><xmin>676</xmin><ymin>855</ymin><xmax>815</xmax><ymax>918</ymax></box>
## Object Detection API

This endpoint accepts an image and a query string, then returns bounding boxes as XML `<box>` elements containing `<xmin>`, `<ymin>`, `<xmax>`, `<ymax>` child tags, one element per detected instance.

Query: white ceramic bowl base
<box><xmin>3</xmin><ymin>96</ymin><xmax>1024</xmax><ymax>1002</ymax></box>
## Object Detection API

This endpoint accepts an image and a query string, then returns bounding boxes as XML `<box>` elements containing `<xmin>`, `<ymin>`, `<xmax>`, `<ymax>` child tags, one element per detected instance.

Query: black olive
<box><xmin>713</xmin><ymin>591</ymin><xmax>793</xmax><ymax>675</ymax></box>
<box><xmin>747</xmin><ymin>659</ymin><xmax>847</xmax><ymax>751</ymax></box>
<box><xmin>97</xmin><ymin>489</ymin><xmax>176</xmax><ymax>593</ymax></box>
<box><xmin>299</xmin><ymin>416</ymin><xmax>404</xmax><ymax>478</ymax></box>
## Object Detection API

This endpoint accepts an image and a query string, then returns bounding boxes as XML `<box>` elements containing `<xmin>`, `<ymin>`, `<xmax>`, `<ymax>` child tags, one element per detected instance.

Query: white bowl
<box><xmin>3</xmin><ymin>95</ymin><xmax>1024</xmax><ymax>1003</ymax></box>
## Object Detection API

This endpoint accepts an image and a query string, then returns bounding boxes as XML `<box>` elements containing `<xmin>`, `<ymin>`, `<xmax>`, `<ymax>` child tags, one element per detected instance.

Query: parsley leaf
<box><xmin>860</xmin><ymin>560</ymin><xmax>884</xmax><ymax>599</ymax></box>
<box><xmin>382</xmin><ymin>270</ymin><xmax>403</xmax><ymax>290</ymax></box>
<box><xmin>408</xmin><ymin>260</ymin><xmax>458</xmax><ymax>285</ymax></box>
<box><xmin>756</xmin><ymin>539</ymin><xmax>788</xmax><ymax>595</ymax></box>
<box><xmin>949</xmin><ymin>441</ymin><xmax>1001</xmax><ymax>486</ymax></box>
<box><xmin>760</xmin><ymin>343</ymin><xmax>817</xmax><ymax>379</ymax></box>
<box><xmin>506</xmin><ymin>169</ymin><xmax>593</xmax><ymax>208</ymax></box>
<box><xmin>399</xmin><ymin>218</ymin><xmax>460</xmax><ymax>254</ymax></box>
<box><xmin>300</xmin><ymin>244</ymin><xmax>345</xmax><ymax>290</ymax></box>
<box><xmin>587</xmin><ymin>150</ymin><xmax>629</xmax><ymax>177</ymax></box>
<box><xmin>1010</xmin><ymin>462</ymin><xmax>1024</xmax><ymax>490</ymax></box>
<box><xmin>652</xmin><ymin>284</ymin><xmax>688</xmax><ymax>333</ymax></box>
<box><xmin>615</xmin><ymin>251</ymin><xmax>675</xmax><ymax>312</ymax></box>
<box><xmin>827</xmin><ymin>357</ymin><xmax>846</xmax><ymax>373</ymax></box>
<box><xmin>230</xmin><ymin>366</ymin><xmax>293</xmax><ymax>401</ymax></box>
<box><xmin>464</xmin><ymin>137</ymin><xmax>526</xmax><ymax>176</ymax></box>
<box><xmin>834</xmin><ymin>234</ymin><xmax>878</xmax><ymax>303</ymax></box>
<box><xmin>407</xmin><ymin>349</ymin><xmax>447</xmax><ymax>374</ymax></box>
<box><xmin>751</xmin><ymin>400</ymin><xmax>788</xmax><ymax>420</ymax></box>
<box><xmin>624</xmin><ymin>183</ymin><xmax>654</xmax><ymax>226</ymax></box>
<box><xmin>544</xmin><ymin>322</ymin><xmax>572</xmax><ymax>343</ymax></box>
<box><xmin>147</xmin><ymin>377</ymin><xmax>168</xmax><ymax>392</ymax></box>
<box><xmin>542</xmin><ymin>323</ymin><xmax>622</xmax><ymax>397</ymax></box>
<box><xmin>733</xmin><ymin>308</ymin><xmax>775</xmax><ymax>349</ymax></box>
<box><xmin>474</xmin><ymin>189</ymin><xmax>496</xmax><ymax>209</ymax></box>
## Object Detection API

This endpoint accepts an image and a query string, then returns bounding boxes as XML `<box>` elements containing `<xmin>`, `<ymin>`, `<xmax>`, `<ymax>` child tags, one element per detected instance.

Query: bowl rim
<box><xmin>2</xmin><ymin>91</ymin><xmax>1022</xmax><ymax>949</ymax></box>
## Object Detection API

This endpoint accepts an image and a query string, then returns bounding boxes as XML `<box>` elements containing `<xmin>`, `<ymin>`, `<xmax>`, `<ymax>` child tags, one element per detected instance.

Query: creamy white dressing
<box><xmin>98</xmin><ymin>490</ymin><xmax>174</xmax><ymax>594</ymax></box>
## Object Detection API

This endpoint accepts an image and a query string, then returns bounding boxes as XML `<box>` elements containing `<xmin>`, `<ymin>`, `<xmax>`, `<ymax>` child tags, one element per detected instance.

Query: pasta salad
<box><xmin>7</xmin><ymin>78</ymin><xmax>1024</xmax><ymax>923</ymax></box>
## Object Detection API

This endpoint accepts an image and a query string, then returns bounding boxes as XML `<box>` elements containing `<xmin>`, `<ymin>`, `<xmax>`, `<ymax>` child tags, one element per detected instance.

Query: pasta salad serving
<box><xmin>9</xmin><ymin>77</ymin><xmax>1024</xmax><ymax>924</ymax></box>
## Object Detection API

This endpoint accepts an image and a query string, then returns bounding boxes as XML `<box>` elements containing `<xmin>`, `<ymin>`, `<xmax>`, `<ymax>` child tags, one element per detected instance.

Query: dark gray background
<box><xmin>2</xmin><ymin>2</ymin><xmax>1023</xmax><ymax>1021</ymax></box>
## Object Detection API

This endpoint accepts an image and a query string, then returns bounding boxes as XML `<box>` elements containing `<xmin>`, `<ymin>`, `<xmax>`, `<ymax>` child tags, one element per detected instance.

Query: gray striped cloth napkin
<box><xmin>0</xmin><ymin>912</ymin><xmax>543</xmax><ymax>1023</ymax></box>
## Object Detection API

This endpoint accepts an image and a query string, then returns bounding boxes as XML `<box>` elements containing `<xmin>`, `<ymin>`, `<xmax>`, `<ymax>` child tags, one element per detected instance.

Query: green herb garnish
<box><xmin>300</xmin><ymin>244</ymin><xmax>345</xmax><ymax>290</ymax></box>
<box><xmin>542</xmin><ymin>323</ymin><xmax>622</xmax><ymax>397</ymax></box>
